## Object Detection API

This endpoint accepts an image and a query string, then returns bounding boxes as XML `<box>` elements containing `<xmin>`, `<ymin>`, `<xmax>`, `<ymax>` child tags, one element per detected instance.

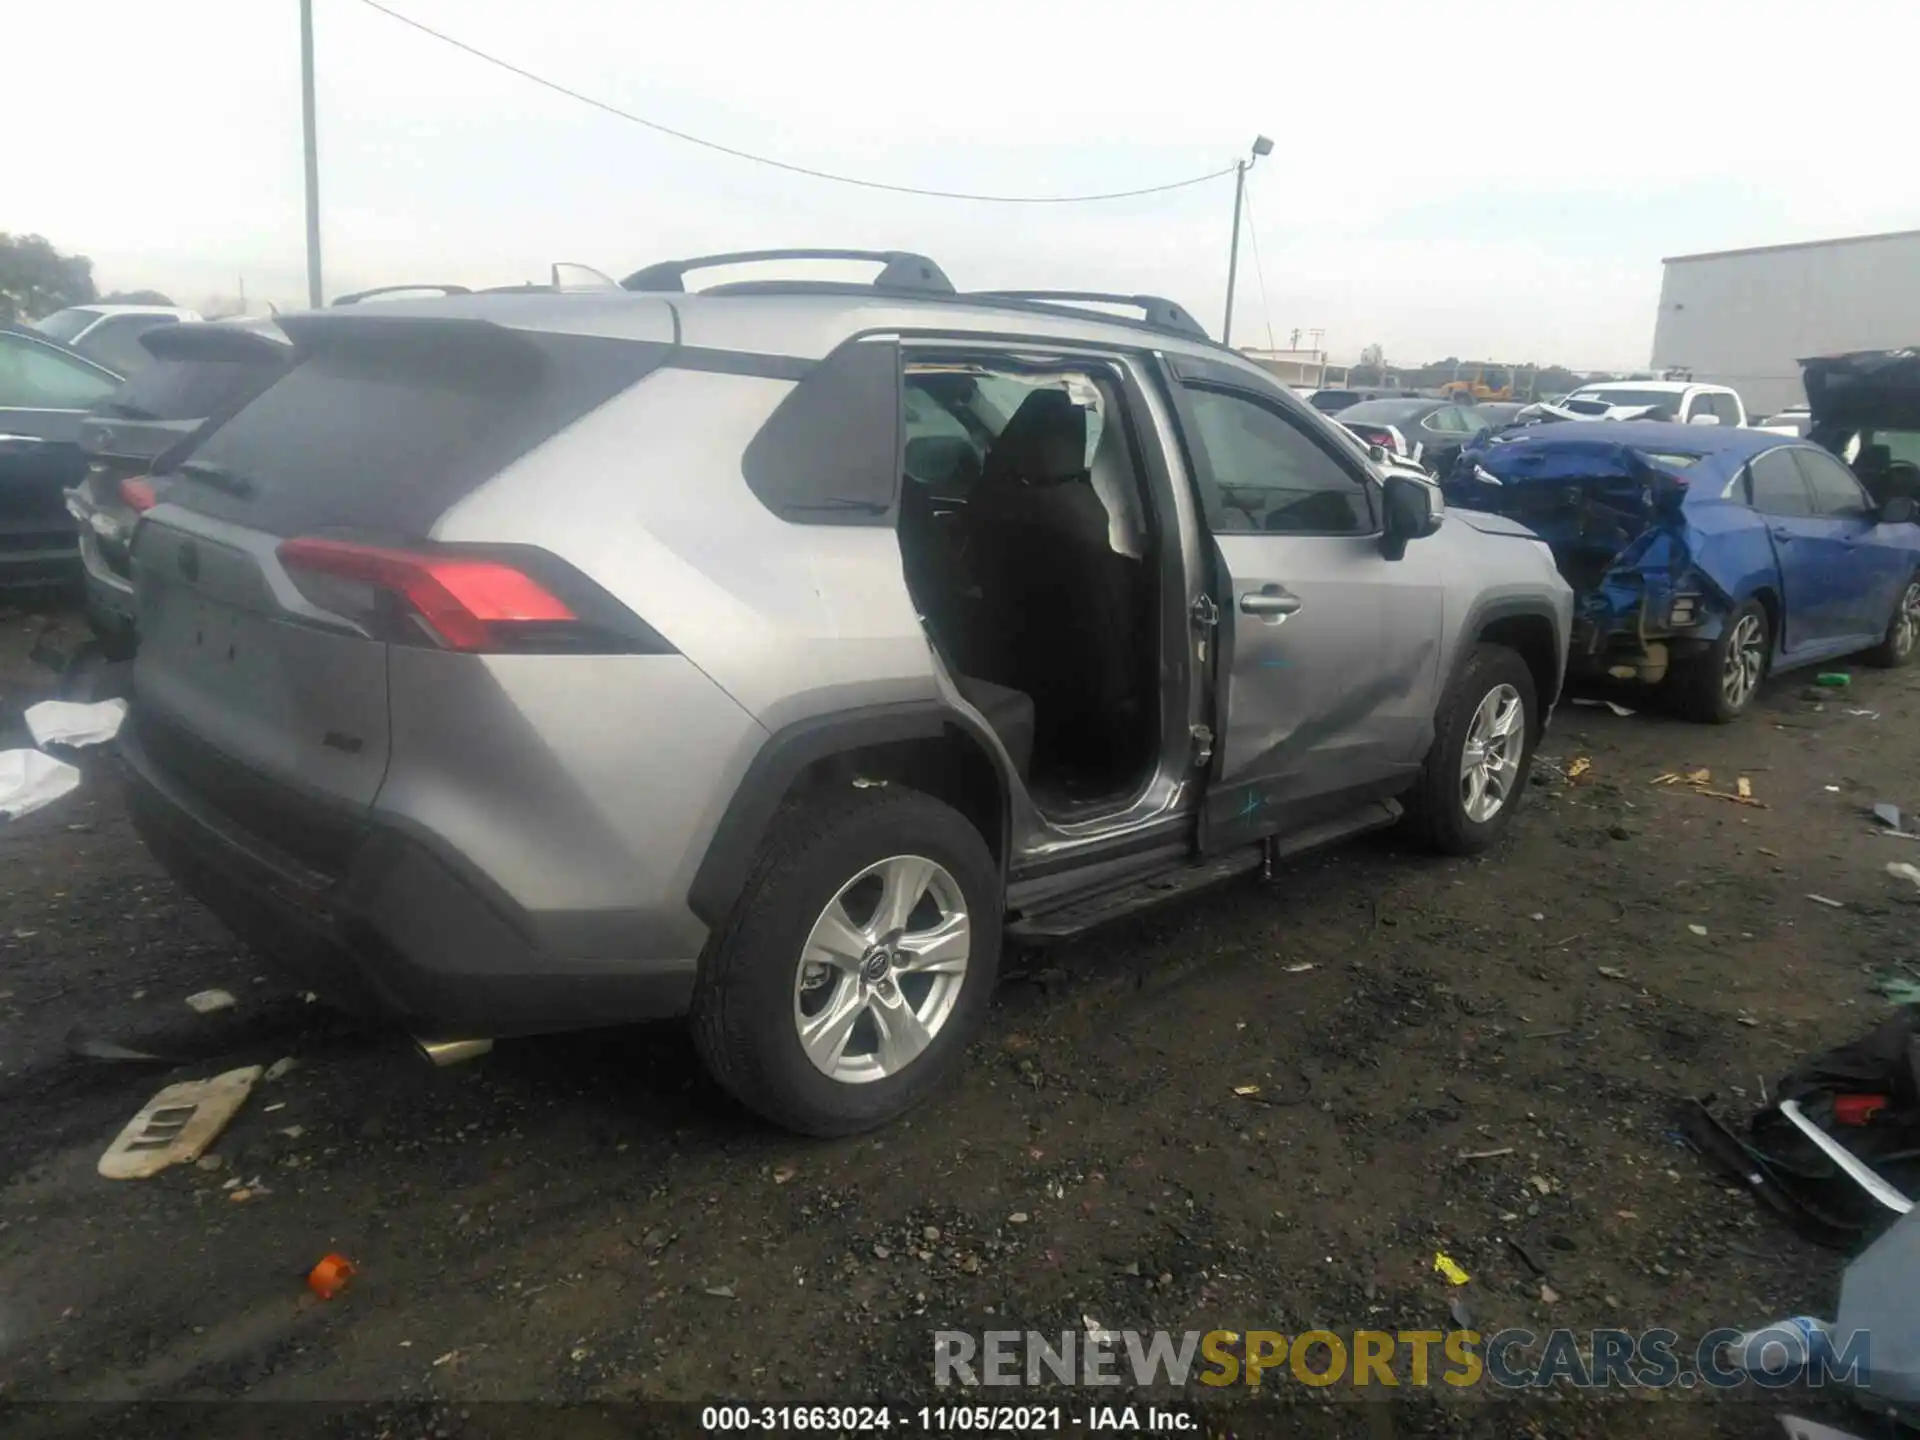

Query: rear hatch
<box><xmin>76</xmin><ymin>322</ymin><xmax>292</xmax><ymax>578</ymax></box>
<box><xmin>1445</xmin><ymin>431</ymin><xmax>1700</xmax><ymax>599</ymax></box>
<box><xmin>131</xmin><ymin>313</ymin><xmax>668</xmax><ymax>870</ymax></box>
<box><xmin>1803</xmin><ymin>349</ymin><xmax>1920</xmax><ymax>433</ymax></box>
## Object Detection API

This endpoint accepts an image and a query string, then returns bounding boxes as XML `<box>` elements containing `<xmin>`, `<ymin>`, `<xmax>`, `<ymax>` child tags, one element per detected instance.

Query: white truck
<box><xmin>1554</xmin><ymin>379</ymin><xmax>1747</xmax><ymax>427</ymax></box>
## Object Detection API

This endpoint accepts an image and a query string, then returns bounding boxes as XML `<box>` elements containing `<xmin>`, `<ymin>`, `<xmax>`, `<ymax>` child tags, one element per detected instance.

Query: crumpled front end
<box><xmin>1446</xmin><ymin>433</ymin><xmax>1728</xmax><ymax>686</ymax></box>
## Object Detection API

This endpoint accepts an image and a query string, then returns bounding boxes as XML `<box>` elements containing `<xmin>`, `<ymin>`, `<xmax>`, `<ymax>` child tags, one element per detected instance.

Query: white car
<box><xmin>1555</xmin><ymin>380</ymin><xmax>1747</xmax><ymax>427</ymax></box>
<box><xmin>30</xmin><ymin>304</ymin><xmax>204</xmax><ymax>375</ymax></box>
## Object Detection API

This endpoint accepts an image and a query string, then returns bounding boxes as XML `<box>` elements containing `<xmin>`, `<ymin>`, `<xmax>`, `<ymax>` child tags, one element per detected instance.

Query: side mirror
<box><xmin>1381</xmin><ymin>474</ymin><xmax>1441</xmax><ymax>561</ymax></box>
<box><xmin>1880</xmin><ymin>494</ymin><xmax>1917</xmax><ymax>525</ymax></box>
<box><xmin>1687</xmin><ymin>413</ymin><xmax>1721</xmax><ymax>426</ymax></box>
<box><xmin>1366</xmin><ymin>443</ymin><xmax>1388</xmax><ymax>465</ymax></box>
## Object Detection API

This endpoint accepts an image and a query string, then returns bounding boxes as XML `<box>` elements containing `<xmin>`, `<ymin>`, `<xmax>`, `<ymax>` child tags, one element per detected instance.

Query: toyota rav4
<box><xmin>120</xmin><ymin>249</ymin><xmax>1573</xmax><ymax>1135</ymax></box>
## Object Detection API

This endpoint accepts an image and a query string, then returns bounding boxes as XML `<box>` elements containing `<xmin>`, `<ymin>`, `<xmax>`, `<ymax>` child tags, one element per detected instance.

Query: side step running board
<box><xmin>1008</xmin><ymin>798</ymin><xmax>1402</xmax><ymax>941</ymax></box>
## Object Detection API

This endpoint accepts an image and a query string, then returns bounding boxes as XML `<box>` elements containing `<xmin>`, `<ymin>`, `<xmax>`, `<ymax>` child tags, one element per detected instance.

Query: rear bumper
<box><xmin>120</xmin><ymin>718</ymin><xmax>701</xmax><ymax>1036</ymax></box>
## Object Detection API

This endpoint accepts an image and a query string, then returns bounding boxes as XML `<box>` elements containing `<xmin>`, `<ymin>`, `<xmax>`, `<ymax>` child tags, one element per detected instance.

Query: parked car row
<box><xmin>1445</xmin><ymin>353</ymin><xmax>1920</xmax><ymax>722</ymax></box>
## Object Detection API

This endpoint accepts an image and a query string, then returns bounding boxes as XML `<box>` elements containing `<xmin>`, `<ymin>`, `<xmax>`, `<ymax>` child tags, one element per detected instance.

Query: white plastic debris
<box><xmin>1888</xmin><ymin>862</ymin><xmax>1920</xmax><ymax>891</ymax></box>
<box><xmin>0</xmin><ymin>749</ymin><xmax>81</xmax><ymax>821</ymax></box>
<box><xmin>185</xmin><ymin>989</ymin><xmax>237</xmax><ymax>1015</ymax></box>
<box><xmin>98</xmin><ymin>1066</ymin><xmax>263</xmax><ymax>1179</ymax></box>
<box><xmin>23</xmin><ymin>698</ymin><xmax>128</xmax><ymax>749</ymax></box>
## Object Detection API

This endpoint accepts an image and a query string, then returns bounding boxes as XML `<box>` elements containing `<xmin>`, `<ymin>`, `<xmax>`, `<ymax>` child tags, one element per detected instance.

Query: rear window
<box><xmin>33</xmin><ymin>308</ymin><xmax>97</xmax><ymax>343</ymax></box>
<box><xmin>108</xmin><ymin>355</ymin><xmax>285</xmax><ymax>422</ymax></box>
<box><xmin>171</xmin><ymin>321</ymin><xmax>666</xmax><ymax>538</ymax></box>
<box><xmin>1310</xmin><ymin>390</ymin><xmax>1359</xmax><ymax>410</ymax></box>
<box><xmin>1339</xmin><ymin>399</ymin><xmax>1431</xmax><ymax>423</ymax></box>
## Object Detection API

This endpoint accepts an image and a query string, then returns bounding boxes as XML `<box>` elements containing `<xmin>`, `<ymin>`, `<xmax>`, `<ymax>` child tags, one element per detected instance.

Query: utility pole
<box><xmin>1221</xmin><ymin>135</ymin><xmax>1274</xmax><ymax>347</ymax></box>
<box><xmin>300</xmin><ymin>0</ymin><xmax>323</xmax><ymax>307</ymax></box>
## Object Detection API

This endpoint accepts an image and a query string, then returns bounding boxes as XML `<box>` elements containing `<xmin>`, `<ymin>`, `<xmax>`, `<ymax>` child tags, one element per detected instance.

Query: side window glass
<box><xmin>1714</xmin><ymin>394</ymin><xmax>1741</xmax><ymax>425</ymax></box>
<box><xmin>1747</xmin><ymin>449</ymin><xmax>1814</xmax><ymax>517</ymax></box>
<box><xmin>0</xmin><ymin>333</ymin><xmax>119</xmax><ymax>409</ymax></box>
<box><xmin>1792</xmin><ymin>448</ymin><xmax>1871</xmax><ymax>518</ymax></box>
<box><xmin>1182</xmin><ymin>386</ymin><xmax>1372</xmax><ymax>535</ymax></box>
<box><xmin>1421</xmin><ymin>407</ymin><xmax>1458</xmax><ymax>434</ymax></box>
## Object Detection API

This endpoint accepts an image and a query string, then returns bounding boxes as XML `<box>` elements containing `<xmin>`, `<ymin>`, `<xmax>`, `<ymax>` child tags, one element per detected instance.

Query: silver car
<box><xmin>121</xmin><ymin>249</ymin><xmax>1573</xmax><ymax>1135</ymax></box>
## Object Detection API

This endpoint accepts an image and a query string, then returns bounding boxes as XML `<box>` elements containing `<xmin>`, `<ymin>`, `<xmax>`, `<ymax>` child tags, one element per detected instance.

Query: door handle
<box><xmin>1240</xmin><ymin>587</ymin><xmax>1303</xmax><ymax>617</ymax></box>
<box><xmin>1770</xmin><ymin>526</ymin><xmax>1792</xmax><ymax>541</ymax></box>
<box><xmin>0</xmin><ymin>433</ymin><xmax>50</xmax><ymax>445</ymax></box>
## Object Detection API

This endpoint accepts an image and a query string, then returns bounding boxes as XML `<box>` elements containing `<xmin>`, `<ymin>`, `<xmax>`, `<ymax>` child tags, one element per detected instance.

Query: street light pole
<box><xmin>300</xmin><ymin>0</ymin><xmax>323</xmax><ymax>308</ymax></box>
<box><xmin>1221</xmin><ymin>135</ymin><xmax>1273</xmax><ymax>347</ymax></box>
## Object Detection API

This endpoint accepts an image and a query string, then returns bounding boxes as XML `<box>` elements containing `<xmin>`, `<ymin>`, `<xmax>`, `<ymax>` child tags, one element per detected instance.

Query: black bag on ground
<box><xmin>1685</xmin><ymin>1006</ymin><xmax>1920</xmax><ymax>1249</ymax></box>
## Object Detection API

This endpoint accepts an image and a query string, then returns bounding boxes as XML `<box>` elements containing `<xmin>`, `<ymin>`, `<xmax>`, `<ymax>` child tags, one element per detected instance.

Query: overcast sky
<box><xmin>10</xmin><ymin>0</ymin><xmax>1915</xmax><ymax>368</ymax></box>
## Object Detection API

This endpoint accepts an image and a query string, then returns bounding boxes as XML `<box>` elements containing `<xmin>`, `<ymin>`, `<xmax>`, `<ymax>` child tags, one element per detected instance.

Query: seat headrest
<box><xmin>983</xmin><ymin>389</ymin><xmax>1088</xmax><ymax>487</ymax></box>
<box><xmin>1859</xmin><ymin>443</ymin><xmax>1893</xmax><ymax>472</ymax></box>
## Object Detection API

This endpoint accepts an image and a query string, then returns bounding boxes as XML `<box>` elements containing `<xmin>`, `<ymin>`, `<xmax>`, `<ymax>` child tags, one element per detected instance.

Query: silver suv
<box><xmin>120</xmin><ymin>249</ymin><xmax>1573</xmax><ymax>1135</ymax></box>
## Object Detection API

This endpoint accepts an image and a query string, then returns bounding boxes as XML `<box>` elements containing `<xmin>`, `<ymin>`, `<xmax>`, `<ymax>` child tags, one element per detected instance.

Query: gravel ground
<box><xmin>3</xmin><ymin>594</ymin><xmax>1917</xmax><ymax>1438</ymax></box>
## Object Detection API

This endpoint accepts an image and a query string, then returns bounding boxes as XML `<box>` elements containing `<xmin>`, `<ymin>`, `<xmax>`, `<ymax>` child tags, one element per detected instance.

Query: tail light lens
<box><xmin>275</xmin><ymin>537</ymin><xmax>671</xmax><ymax>655</ymax></box>
<box><xmin>1351</xmin><ymin>426</ymin><xmax>1398</xmax><ymax>453</ymax></box>
<box><xmin>120</xmin><ymin>477</ymin><xmax>159</xmax><ymax>513</ymax></box>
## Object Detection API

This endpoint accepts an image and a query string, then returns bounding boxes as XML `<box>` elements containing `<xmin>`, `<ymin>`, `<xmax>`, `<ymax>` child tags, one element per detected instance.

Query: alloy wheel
<box><xmin>1895</xmin><ymin>581</ymin><xmax>1920</xmax><ymax>658</ymax></box>
<box><xmin>1459</xmin><ymin>682</ymin><xmax>1524</xmax><ymax>824</ymax></box>
<box><xmin>793</xmin><ymin>854</ymin><xmax>970</xmax><ymax>1085</ymax></box>
<box><xmin>1721</xmin><ymin>612</ymin><xmax>1766</xmax><ymax>710</ymax></box>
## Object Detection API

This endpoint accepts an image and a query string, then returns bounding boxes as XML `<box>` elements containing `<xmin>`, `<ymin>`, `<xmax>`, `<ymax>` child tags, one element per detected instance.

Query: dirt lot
<box><xmin>3</xmin><ymin>593</ymin><xmax>1917</xmax><ymax>1437</ymax></box>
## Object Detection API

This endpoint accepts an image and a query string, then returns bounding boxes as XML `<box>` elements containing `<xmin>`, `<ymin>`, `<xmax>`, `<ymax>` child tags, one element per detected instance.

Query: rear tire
<box><xmin>690</xmin><ymin>787</ymin><xmax>1000</xmax><ymax>1136</ymax></box>
<box><xmin>1404</xmin><ymin>643</ymin><xmax>1538</xmax><ymax>856</ymax></box>
<box><xmin>1862</xmin><ymin>575</ymin><xmax>1920</xmax><ymax>669</ymax></box>
<box><xmin>1673</xmin><ymin>598</ymin><xmax>1768</xmax><ymax>723</ymax></box>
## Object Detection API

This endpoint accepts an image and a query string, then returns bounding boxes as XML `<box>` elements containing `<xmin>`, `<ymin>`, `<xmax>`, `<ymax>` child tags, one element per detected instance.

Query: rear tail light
<box><xmin>276</xmin><ymin>537</ymin><xmax>670</xmax><ymax>655</ymax></box>
<box><xmin>120</xmin><ymin>477</ymin><xmax>159</xmax><ymax>512</ymax></box>
<box><xmin>1351</xmin><ymin>426</ymin><xmax>1398</xmax><ymax>453</ymax></box>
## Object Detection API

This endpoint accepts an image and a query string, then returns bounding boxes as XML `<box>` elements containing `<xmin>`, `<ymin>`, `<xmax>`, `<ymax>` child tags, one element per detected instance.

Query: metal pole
<box><xmin>300</xmin><ymin>0</ymin><xmax>323</xmax><ymax>307</ymax></box>
<box><xmin>1222</xmin><ymin>160</ymin><xmax>1246</xmax><ymax>347</ymax></box>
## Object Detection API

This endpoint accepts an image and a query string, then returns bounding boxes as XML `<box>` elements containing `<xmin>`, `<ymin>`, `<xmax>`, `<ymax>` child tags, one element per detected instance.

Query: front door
<box><xmin>1164</xmin><ymin>363</ymin><xmax>1446</xmax><ymax>853</ymax></box>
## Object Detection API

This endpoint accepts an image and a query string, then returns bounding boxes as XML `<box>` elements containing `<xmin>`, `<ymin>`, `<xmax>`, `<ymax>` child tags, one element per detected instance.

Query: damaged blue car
<box><xmin>1445</xmin><ymin>422</ymin><xmax>1920</xmax><ymax>722</ymax></box>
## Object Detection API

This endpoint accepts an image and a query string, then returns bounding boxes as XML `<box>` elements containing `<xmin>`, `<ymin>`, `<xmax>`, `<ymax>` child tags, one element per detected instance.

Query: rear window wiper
<box><xmin>169</xmin><ymin>459</ymin><xmax>256</xmax><ymax>498</ymax></box>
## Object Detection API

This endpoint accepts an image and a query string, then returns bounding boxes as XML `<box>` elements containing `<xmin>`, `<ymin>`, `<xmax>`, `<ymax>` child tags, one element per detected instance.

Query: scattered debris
<box><xmin>771</xmin><ymin>1165</ymin><xmax>798</xmax><ymax>1185</ymax></box>
<box><xmin>1459</xmin><ymin>1147</ymin><xmax>1515</xmax><ymax>1161</ymax></box>
<box><xmin>308</xmin><ymin>1253</ymin><xmax>356</xmax><ymax>1299</ymax></box>
<box><xmin>1282</xmin><ymin>962</ymin><xmax>1315</xmax><ymax>974</ymax></box>
<box><xmin>1571</xmin><ymin>698</ymin><xmax>1635</xmax><ymax>716</ymax></box>
<box><xmin>1814</xmin><ymin>672</ymin><xmax>1851</xmax><ymax>688</ymax></box>
<box><xmin>1540</xmin><ymin>1283</ymin><xmax>1562</xmax><ymax>1304</ymax></box>
<box><xmin>1688</xmin><ymin>924</ymin><xmax>1709</xmax><ymax>937</ymax></box>
<box><xmin>1848</xmin><ymin>709</ymin><xmax>1881</xmax><ymax>719</ymax></box>
<box><xmin>1737</xmin><ymin>776</ymin><xmax>1753</xmax><ymax>799</ymax></box>
<box><xmin>1806</xmin><ymin>894</ymin><xmax>1845</xmax><ymax>909</ymax></box>
<box><xmin>1887</xmin><ymin>862</ymin><xmax>1920</xmax><ymax>891</ymax></box>
<box><xmin>1528</xmin><ymin>1175</ymin><xmax>1554</xmax><ymax>1195</ymax></box>
<box><xmin>1433</xmin><ymin>1252</ymin><xmax>1471</xmax><ymax>1286</ymax></box>
<box><xmin>1449</xmin><ymin>1296</ymin><xmax>1475</xmax><ymax>1329</ymax></box>
<box><xmin>1652</xmin><ymin>767</ymin><xmax>1766</xmax><ymax>807</ymax></box>
<box><xmin>279</xmin><ymin>1125</ymin><xmax>305</xmax><ymax>1140</ymax></box>
<box><xmin>0</xmin><ymin>749</ymin><xmax>81</xmax><ymax>821</ymax></box>
<box><xmin>1083</xmin><ymin>1315</ymin><xmax>1117</xmax><ymax>1344</ymax></box>
<box><xmin>1567</xmin><ymin>757</ymin><xmax>1592</xmax><ymax>781</ymax></box>
<box><xmin>1232</xmin><ymin>1084</ymin><xmax>1262</xmax><ymax>1096</ymax></box>
<box><xmin>23</xmin><ymin>698</ymin><xmax>128</xmax><ymax>749</ymax></box>
<box><xmin>98</xmin><ymin>1066</ymin><xmax>264</xmax><ymax>1180</ymax></box>
<box><xmin>264</xmin><ymin>1056</ymin><xmax>299</xmax><ymax>1082</ymax></box>
<box><xmin>1826</xmin><ymin>785</ymin><xmax>1843</xmax><ymax>793</ymax></box>
<box><xmin>1597</xmin><ymin>966</ymin><xmax>1630</xmax><ymax>981</ymax></box>
<box><xmin>1008</xmin><ymin>1212</ymin><xmax>1030</xmax><ymax>1225</ymax></box>
<box><xmin>702</xmin><ymin>1283</ymin><xmax>738</xmax><ymax>1299</ymax></box>
<box><xmin>1877</xmin><ymin>974</ymin><xmax>1920</xmax><ymax>1007</ymax></box>
<box><xmin>184</xmin><ymin>989</ymin><xmax>236</xmax><ymax>1015</ymax></box>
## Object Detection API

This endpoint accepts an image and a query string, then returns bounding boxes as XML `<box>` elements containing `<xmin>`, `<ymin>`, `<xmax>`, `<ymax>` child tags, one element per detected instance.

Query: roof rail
<box><xmin>967</xmin><ymin>291</ymin><xmax>1210</xmax><ymax>342</ymax></box>
<box><xmin>621</xmin><ymin>249</ymin><xmax>954</xmax><ymax>297</ymax></box>
<box><xmin>331</xmin><ymin>284</ymin><xmax>473</xmax><ymax>306</ymax></box>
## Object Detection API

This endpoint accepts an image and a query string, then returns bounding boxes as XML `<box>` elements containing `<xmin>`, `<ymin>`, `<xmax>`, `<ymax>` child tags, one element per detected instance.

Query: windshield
<box><xmin>1566</xmin><ymin>389</ymin><xmax>1680</xmax><ymax>412</ymax></box>
<box><xmin>31</xmin><ymin>308</ymin><xmax>98</xmax><ymax>343</ymax></box>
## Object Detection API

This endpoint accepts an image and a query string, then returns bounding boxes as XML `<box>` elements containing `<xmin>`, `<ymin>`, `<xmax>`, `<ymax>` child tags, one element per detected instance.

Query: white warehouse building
<box><xmin>1650</xmin><ymin>227</ymin><xmax>1920</xmax><ymax>419</ymax></box>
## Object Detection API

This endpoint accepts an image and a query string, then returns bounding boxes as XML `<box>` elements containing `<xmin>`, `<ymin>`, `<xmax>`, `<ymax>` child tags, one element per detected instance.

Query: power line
<box><xmin>1243</xmin><ymin>175</ymin><xmax>1275</xmax><ymax>351</ymax></box>
<box><xmin>352</xmin><ymin>0</ymin><xmax>1239</xmax><ymax>204</ymax></box>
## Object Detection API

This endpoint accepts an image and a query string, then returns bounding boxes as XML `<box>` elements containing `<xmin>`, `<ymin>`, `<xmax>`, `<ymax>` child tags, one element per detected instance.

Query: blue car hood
<box><xmin>1444</xmin><ymin>433</ymin><xmax>1706</xmax><ymax>633</ymax></box>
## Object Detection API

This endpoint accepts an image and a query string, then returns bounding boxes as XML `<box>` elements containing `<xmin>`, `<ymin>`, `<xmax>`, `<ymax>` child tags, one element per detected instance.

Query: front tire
<box><xmin>1862</xmin><ymin>575</ymin><xmax>1920</xmax><ymax>669</ymax></box>
<box><xmin>1673</xmin><ymin>598</ymin><xmax>1768</xmax><ymax>723</ymax></box>
<box><xmin>1405</xmin><ymin>643</ymin><xmax>1538</xmax><ymax>856</ymax></box>
<box><xmin>690</xmin><ymin>787</ymin><xmax>1000</xmax><ymax>1136</ymax></box>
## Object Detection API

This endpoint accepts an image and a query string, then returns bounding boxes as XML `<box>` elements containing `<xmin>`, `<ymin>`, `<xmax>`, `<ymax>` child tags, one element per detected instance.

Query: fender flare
<box><xmin>1453</xmin><ymin>595</ymin><xmax>1568</xmax><ymax>711</ymax></box>
<box><xmin>686</xmin><ymin>701</ymin><xmax>1010</xmax><ymax>930</ymax></box>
